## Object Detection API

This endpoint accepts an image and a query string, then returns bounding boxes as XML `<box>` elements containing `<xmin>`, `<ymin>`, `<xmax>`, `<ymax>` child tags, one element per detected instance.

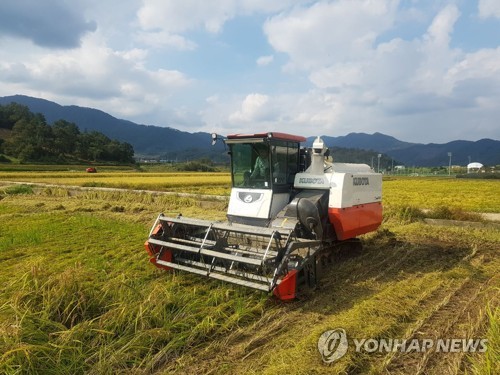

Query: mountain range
<box><xmin>1</xmin><ymin>95</ymin><xmax>498</xmax><ymax>167</ymax></box>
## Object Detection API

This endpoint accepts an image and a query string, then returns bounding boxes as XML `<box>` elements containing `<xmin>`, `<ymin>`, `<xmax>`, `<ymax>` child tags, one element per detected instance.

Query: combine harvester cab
<box><xmin>145</xmin><ymin>133</ymin><xmax>382</xmax><ymax>300</ymax></box>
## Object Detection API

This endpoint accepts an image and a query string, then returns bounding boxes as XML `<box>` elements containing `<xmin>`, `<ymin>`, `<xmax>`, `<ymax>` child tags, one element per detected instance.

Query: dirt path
<box><xmin>0</xmin><ymin>180</ymin><xmax>228</xmax><ymax>201</ymax></box>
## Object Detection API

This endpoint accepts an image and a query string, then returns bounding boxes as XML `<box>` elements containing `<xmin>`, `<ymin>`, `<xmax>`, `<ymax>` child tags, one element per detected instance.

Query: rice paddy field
<box><xmin>0</xmin><ymin>169</ymin><xmax>498</xmax><ymax>374</ymax></box>
<box><xmin>0</xmin><ymin>171</ymin><xmax>231</xmax><ymax>195</ymax></box>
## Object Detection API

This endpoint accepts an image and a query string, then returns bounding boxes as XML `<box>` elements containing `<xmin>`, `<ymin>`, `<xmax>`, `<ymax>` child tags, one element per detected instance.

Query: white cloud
<box><xmin>411</xmin><ymin>4</ymin><xmax>461</xmax><ymax>95</ymax></box>
<box><xmin>205</xmin><ymin>95</ymin><xmax>218</xmax><ymax>103</ymax></box>
<box><xmin>264</xmin><ymin>4</ymin><xmax>464</xmax><ymax>103</ymax></box>
<box><xmin>229</xmin><ymin>93</ymin><xmax>271</xmax><ymax>122</ymax></box>
<box><xmin>263</xmin><ymin>1</ymin><xmax>468</xmax><ymax>98</ymax></box>
<box><xmin>447</xmin><ymin>48</ymin><xmax>500</xmax><ymax>81</ymax></box>
<box><xmin>264</xmin><ymin>0</ymin><xmax>399</xmax><ymax>70</ymax></box>
<box><xmin>200</xmin><ymin>90</ymin><xmax>347</xmax><ymax>137</ymax></box>
<box><xmin>309</xmin><ymin>63</ymin><xmax>364</xmax><ymax>88</ymax></box>
<box><xmin>0</xmin><ymin>33</ymin><xmax>192</xmax><ymax>119</ymax></box>
<box><xmin>137</xmin><ymin>0</ymin><xmax>303</xmax><ymax>34</ymax></box>
<box><xmin>478</xmin><ymin>0</ymin><xmax>500</xmax><ymax>19</ymax></box>
<box><xmin>256</xmin><ymin>55</ymin><xmax>274</xmax><ymax>66</ymax></box>
<box><xmin>117</xmin><ymin>48</ymin><xmax>149</xmax><ymax>62</ymax></box>
<box><xmin>135</xmin><ymin>31</ymin><xmax>197</xmax><ymax>50</ymax></box>
<box><xmin>134</xmin><ymin>1</ymin><xmax>305</xmax><ymax>52</ymax></box>
<box><xmin>425</xmin><ymin>4</ymin><xmax>459</xmax><ymax>46</ymax></box>
<box><xmin>138</xmin><ymin>0</ymin><xmax>229</xmax><ymax>34</ymax></box>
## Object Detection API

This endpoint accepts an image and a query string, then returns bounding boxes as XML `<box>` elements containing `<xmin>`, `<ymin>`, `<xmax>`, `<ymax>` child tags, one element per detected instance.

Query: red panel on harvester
<box><xmin>328</xmin><ymin>202</ymin><xmax>382</xmax><ymax>240</ymax></box>
<box><xmin>145</xmin><ymin>240</ymin><xmax>173</xmax><ymax>270</ymax></box>
<box><xmin>273</xmin><ymin>270</ymin><xmax>298</xmax><ymax>301</ymax></box>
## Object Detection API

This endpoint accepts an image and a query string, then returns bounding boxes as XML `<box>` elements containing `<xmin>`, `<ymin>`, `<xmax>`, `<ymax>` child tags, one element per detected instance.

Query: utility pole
<box><xmin>448</xmin><ymin>152</ymin><xmax>452</xmax><ymax>176</ymax></box>
<box><xmin>377</xmin><ymin>154</ymin><xmax>381</xmax><ymax>173</ymax></box>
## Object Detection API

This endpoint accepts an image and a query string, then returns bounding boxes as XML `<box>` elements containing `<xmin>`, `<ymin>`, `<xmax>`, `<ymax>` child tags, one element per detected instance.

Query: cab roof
<box><xmin>226</xmin><ymin>132</ymin><xmax>306</xmax><ymax>143</ymax></box>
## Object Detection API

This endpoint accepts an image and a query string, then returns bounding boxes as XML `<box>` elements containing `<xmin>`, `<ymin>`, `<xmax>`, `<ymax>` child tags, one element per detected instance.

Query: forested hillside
<box><xmin>0</xmin><ymin>103</ymin><xmax>134</xmax><ymax>163</ymax></box>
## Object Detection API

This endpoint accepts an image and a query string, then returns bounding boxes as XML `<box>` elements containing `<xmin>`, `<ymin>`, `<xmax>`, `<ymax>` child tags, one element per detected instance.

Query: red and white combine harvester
<box><xmin>144</xmin><ymin>133</ymin><xmax>382</xmax><ymax>300</ymax></box>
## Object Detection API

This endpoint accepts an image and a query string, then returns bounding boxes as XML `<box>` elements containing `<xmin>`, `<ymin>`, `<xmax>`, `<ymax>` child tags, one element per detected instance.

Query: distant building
<box><xmin>467</xmin><ymin>162</ymin><xmax>483</xmax><ymax>173</ymax></box>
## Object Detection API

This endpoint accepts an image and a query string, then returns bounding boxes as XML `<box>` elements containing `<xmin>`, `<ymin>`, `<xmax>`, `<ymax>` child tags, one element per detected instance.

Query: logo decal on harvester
<box><xmin>353</xmin><ymin>177</ymin><xmax>369</xmax><ymax>186</ymax></box>
<box><xmin>238</xmin><ymin>192</ymin><xmax>263</xmax><ymax>203</ymax></box>
<box><xmin>298</xmin><ymin>177</ymin><xmax>325</xmax><ymax>184</ymax></box>
<box><xmin>318</xmin><ymin>328</ymin><xmax>348</xmax><ymax>363</ymax></box>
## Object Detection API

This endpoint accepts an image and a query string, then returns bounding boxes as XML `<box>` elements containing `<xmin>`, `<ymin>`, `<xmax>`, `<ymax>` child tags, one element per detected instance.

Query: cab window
<box><xmin>230</xmin><ymin>143</ymin><xmax>271</xmax><ymax>188</ymax></box>
<box><xmin>271</xmin><ymin>141</ymin><xmax>299</xmax><ymax>186</ymax></box>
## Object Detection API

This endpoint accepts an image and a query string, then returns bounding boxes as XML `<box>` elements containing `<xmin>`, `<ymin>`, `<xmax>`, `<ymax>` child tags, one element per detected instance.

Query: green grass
<box><xmin>1</xmin><ymin>184</ymin><xmax>34</xmax><ymax>195</ymax></box>
<box><xmin>467</xmin><ymin>304</ymin><xmax>499</xmax><ymax>374</ymax></box>
<box><xmin>0</xmin><ymin>192</ymin><xmax>264</xmax><ymax>374</ymax></box>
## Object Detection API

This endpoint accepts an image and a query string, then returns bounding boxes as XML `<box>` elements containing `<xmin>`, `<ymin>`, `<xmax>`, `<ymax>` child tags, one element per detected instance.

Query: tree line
<box><xmin>0</xmin><ymin>103</ymin><xmax>134</xmax><ymax>163</ymax></box>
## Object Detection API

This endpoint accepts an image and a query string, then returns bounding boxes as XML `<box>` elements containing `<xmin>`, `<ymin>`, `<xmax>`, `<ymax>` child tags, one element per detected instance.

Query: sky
<box><xmin>0</xmin><ymin>0</ymin><xmax>499</xmax><ymax>144</ymax></box>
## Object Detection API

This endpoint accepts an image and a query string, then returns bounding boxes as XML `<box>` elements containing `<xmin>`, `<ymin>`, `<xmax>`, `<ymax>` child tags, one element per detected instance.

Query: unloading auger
<box><xmin>145</xmin><ymin>133</ymin><xmax>383</xmax><ymax>300</ymax></box>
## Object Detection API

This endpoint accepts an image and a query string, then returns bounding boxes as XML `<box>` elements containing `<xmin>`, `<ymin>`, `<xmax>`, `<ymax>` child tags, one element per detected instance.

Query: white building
<box><xmin>467</xmin><ymin>162</ymin><xmax>483</xmax><ymax>173</ymax></box>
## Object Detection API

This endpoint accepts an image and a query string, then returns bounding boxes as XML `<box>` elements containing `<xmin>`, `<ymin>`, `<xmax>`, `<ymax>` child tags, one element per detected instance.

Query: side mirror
<box><xmin>211</xmin><ymin>133</ymin><xmax>227</xmax><ymax>148</ymax></box>
<box><xmin>211</xmin><ymin>133</ymin><xmax>218</xmax><ymax>146</ymax></box>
